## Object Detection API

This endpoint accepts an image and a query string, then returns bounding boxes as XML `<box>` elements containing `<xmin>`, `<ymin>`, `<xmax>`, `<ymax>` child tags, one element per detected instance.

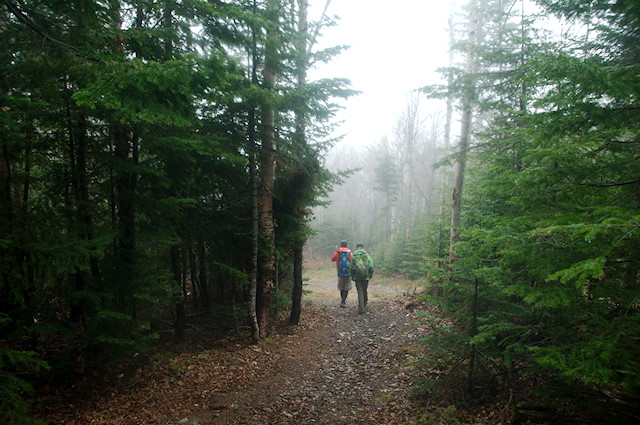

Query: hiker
<box><xmin>331</xmin><ymin>240</ymin><xmax>352</xmax><ymax>307</ymax></box>
<box><xmin>349</xmin><ymin>242</ymin><xmax>374</xmax><ymax>314</ymax></box>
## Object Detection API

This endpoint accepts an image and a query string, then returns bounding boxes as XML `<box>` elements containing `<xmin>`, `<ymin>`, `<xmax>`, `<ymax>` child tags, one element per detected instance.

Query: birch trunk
<box><xmin>249</xmin><ymin>140</ymin><xmax>261</xmax><ymax>342</ymax></box>
<box><xmin>246</xmin><ymin>0</ymin><xmax>261</xmax><ymax>343</ymax></box>
<box><xmin>438</xmin><ymin>8</ymin><xmax>455</xmax><ymax>270</ymax></box>
<box><xmin>256</xmin><ymin>0</ymin><xmax>280</xmax><ymax>338</ymax></box>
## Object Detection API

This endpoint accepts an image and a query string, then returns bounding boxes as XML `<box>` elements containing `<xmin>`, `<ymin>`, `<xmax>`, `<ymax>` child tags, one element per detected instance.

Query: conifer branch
<box><xmin>2</xmin><ymin>1</ymin><xmax>101</xmax><ymax>62</ymax></box>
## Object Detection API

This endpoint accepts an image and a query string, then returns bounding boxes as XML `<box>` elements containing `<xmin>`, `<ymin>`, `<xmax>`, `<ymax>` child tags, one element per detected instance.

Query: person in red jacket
<box><xmin>331</xmin><ymin>240</ymin><xmax>353</xmax><ymax>308</ymax></box>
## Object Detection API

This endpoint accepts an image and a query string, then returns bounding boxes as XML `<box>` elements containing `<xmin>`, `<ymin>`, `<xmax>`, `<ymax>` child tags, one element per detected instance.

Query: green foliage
<box><xmin>530</xmin><ymin>311</ymin><xmax>640</xmax><ymax>392</ymax></box>
<box><xmin>417</xmin><ymin>2</ymin><xmax>640</xmax><ymax>418</ymax></box>
<box><xmin>270</xmin><ymin>286</ymin><xmax>292</xmax><ymax>315</ymax></box>
<box><xmin>0</xmin><ymin>315</ymin><xmax>50</xmax><ymax>425</ymax></box>
<box><xmin>418</xmin><ymin>405</ymin><xmax>464</xmax><ymax>425</ymax></box>
<box><xmin>418</xmin><ymin>320</ymin><xmax>469</xmax><ymax>379</ymax></box>
<box><xmin>377</xmin><ymin>241</ymin><xmax>401</xmax><ymax>276</ymax></box>
<box><xmin>1</xmin><ymin>3</ymin><xmax>349</xmax><ymax>412</ymax></box>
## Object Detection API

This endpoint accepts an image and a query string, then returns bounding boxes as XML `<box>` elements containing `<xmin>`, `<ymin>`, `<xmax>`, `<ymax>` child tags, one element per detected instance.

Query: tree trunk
<box><xmin>114</xmin><ymin>126</ymin><xmax>138</xmax><ymax>313</ymax></box>
<box><xmin>110</xmin><ymin>2</ymin><xmax>139</xmax><ymax>316</ymax></box>
<box><xmin>290</xmin><ymin>0</ymin><xmax>308</xmax><ymax>326</ymax></box>
<box><xmin>467</xmin><ymin>276</ymin><xmax>478</xmax><ymax>393</ymax></box>
<box><xmin>248</xmin><ymin>145</ymin><xmax>260</xmax><ymax>342</ymax></box>
<box><xmin>181</xmin><ymin>244</ymin><xmax>188</xmax><ymax>298</ymax></box>
<box><xmin>437</xmin><ymin>7</ymin><xmax>455</xmax><ymax>278</ymax></box>
<box><xmin>247</xmin><ymin>0</ymin><xmax>261</xmax><ymax>343</ymax></box>
<box><xmin>69</xmin><ymin>112</ymin><xmax>100</xmax><ymax>323</ymax></box>
<box><xmin>189</xmin><ymin>245</ymin><xmax>199</xmax><ymax>310</ymax></box>
<box><xmin>256</xmin><ymin>0</ymin><xmax>280</xmax><ymax>338</ymax></box>
<box><xmin>77</xmin><ymin>116</ymin><xmax>100</xmax><ymax>278</ymax></box>
<box><xmin>450</xmin><ymin>0</ymin><xmax>478</xmax><ymax>264</ymax></box>
<box><xmin>197</xmin><ymin>237</ymin><xmax>210</xmax><ymax>314</ymax></box>
<box><xmin>171</xmin><ymin>244</ymin><xmax>185</xmax><ymax>342</ymax></box>
<box><xmin>68</xmin><ymin>111</ymin><xmax>87</xmax><ymax>323</ymax></box>
<box><xmin>0</xmin><ymin>140</ymin><xmax>11</xmax><ymax>226</ymax></box>
<box><xmin>0</xmin><ymin>137</ymin><xmax>13</xmax><ymax>320</ymax></box>
<box><xmin>290</xmin><ymin>244</ymin><xmax>304</xmax><ymax>325</ymax></box>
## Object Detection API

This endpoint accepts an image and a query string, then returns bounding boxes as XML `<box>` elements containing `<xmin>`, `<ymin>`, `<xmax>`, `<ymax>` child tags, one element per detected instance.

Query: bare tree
<box><xmin>393</xmin><ymin>93</ymin><xmax>424</xmax><ymax>246</ymax></box>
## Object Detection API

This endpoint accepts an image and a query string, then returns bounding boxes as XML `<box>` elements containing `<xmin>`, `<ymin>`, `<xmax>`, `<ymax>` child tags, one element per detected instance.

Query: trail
<box><xmin>42</xmin><ymin>270</ymin><xmax>431</xmax><ymax>425</ymax></box>
<box><xmin>198</xmin><ymin>272</ymin><xmax>427</xmax><ymax>425</ymax></box>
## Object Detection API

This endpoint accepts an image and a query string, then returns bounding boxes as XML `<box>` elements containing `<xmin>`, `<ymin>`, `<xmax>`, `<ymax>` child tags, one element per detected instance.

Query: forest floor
<box><xmin>38</xmin><ymin>268</ymin><xmax>507</xmax><ymax>425</ymax></box>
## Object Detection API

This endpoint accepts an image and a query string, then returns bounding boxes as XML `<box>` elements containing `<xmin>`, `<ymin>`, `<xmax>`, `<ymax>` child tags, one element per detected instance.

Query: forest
<box><xmin>1</xmin><ymin>0</ymin><xmax>639</xmax><ymax>424</ymax></box>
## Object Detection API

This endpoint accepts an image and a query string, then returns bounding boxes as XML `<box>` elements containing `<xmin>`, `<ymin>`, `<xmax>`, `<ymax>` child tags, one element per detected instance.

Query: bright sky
<box><xmin>309</xmin><ymin>0</ymin><xmax>460</xmax><ymax>148</ymax></box>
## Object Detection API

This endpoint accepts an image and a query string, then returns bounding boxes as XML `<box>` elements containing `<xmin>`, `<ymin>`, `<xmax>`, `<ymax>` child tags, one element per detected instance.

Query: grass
<box><xmin>370</xmin><ymin>274</ymin><xmax>426</xmax><ymax>298</ymax></box>
<box><xmin>302</xmin><ymin>259</ymin><xmax>427</xmax><ymax>301</ymax></box>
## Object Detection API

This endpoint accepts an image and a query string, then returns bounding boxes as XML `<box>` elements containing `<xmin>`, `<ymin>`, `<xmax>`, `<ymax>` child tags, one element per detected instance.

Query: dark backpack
<box><xmin>351</xmin><ymin>252</ymin><xmax>369</xmax><ymax>280</ymax></box>
<box><xmin>337</xmin><ymin>250</ymin><xmax>351</xmax><ymax>276</ymax></box>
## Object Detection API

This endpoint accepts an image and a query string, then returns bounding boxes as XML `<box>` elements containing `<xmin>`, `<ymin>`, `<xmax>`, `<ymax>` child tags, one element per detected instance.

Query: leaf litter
<box><xmin>40</xmin><ymin>278</ymin><xmax>437</xmax><ymax>425</ymax></box>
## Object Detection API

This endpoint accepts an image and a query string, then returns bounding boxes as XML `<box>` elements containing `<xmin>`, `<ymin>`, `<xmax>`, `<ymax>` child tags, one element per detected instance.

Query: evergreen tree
<box><xmin>420</xmin><ymin>0</ymin><xmax>640</xmax><ymax>420</ymax></box>
<box><xmin>373</xmin><ymin>151</ymin><xmax>401</xmax><ymax>244</ymax></box>
<box><xmin>0</xmin><ymin>1</ymin><xmax>349</xmax><ymax>420</ymax></box>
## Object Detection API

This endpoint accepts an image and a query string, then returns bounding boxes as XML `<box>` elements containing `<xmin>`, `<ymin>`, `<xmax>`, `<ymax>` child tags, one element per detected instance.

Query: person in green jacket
<box><xmin>349</xmin><ymin>242</ymin><xmax>374</xmax><ymax>314</ymax></box>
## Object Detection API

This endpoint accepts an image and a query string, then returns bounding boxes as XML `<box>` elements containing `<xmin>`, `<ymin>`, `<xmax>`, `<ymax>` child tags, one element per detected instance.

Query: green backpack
<box><xmin>351</xmin><ymin>253</ymin><xmax>369</xmax><ymax>279</ymax></box>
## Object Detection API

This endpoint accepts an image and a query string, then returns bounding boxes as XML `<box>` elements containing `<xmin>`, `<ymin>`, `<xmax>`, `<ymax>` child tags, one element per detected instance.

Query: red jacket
<box><xmin>331</xmin><ymin>247</ymin><xmax>352</xmax><ymax>273</ymax></box>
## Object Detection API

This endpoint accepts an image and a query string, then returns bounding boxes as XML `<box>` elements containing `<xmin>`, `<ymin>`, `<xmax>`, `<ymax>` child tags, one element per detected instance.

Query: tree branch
<box><xmin>306</xmin><ymin>0</ymin><xmax>331</xmax><ymax>55</ymax></box>
<box><xmin>578</xmin><ymin>179</ymin><xmax>640</xmax><ymax>188</ymax></box>
<box><xmin>3</xmin><ymin>1</ymin><xmax>102</xmax><ymax>63</ymax></box>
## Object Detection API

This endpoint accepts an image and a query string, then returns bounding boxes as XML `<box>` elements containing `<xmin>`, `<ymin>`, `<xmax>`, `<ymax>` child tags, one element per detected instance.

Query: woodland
<box><xmin>1</xmin><ymin>0</ymin><xmax>639</xmax><ymax>424</ymax></box>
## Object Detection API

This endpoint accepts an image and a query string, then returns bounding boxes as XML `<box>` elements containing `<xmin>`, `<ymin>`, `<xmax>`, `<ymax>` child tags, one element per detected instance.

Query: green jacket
<box><xmin>349</xmin><ymin>248</ymin><xmax>374</xmax><ymax>280</ymax></box>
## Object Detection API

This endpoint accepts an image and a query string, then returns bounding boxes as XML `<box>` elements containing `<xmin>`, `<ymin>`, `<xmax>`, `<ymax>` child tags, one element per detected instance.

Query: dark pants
<box><xmin>355</xmin><ymin>280</ymin><xmax>369</xmax><ymax>314</ymax></box>
<box><xmin>340</xmin><ymin>290</ymin><xmax>348</xmax><ymax>303</ymax></box>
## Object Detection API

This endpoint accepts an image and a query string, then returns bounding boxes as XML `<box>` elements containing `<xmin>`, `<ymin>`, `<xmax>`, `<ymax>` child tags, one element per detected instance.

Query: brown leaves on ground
<box><xmin>40</xmin><ymin>292</ymin><xmax>437</xmax><ymax>425</ymax></box>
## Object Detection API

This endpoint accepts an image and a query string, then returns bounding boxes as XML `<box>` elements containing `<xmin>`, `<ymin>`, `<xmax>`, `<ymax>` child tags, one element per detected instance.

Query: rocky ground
<box><xmin>41</xmin><ymin>270</ymin><xmax>438</xmax><ymax>425</ymax></box>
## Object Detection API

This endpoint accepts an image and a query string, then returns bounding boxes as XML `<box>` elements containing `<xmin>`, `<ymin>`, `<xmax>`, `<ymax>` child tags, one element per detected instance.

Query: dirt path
<box><xmin>197</xmin><ymin>273</ymin><xmax>427</xmax><ymax>425</ymax></box>
<box><xmin>42</xmin><ymin>271</ymin><xmax>431</xmax><ymax>425</ymax></box>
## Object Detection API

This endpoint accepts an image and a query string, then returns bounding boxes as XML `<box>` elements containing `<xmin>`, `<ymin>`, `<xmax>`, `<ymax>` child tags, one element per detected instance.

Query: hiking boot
<box><xmin>340</xmin><ymin>302</ymin><xmax>346</xmax><ymax>308</ymax></box>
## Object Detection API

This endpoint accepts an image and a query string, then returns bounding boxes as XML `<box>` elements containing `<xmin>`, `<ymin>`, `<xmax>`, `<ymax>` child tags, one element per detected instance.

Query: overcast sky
<box><xmin>308</xmin><ymin>0</ymin><xmax>460</xmax><ymax>149</ymax></box>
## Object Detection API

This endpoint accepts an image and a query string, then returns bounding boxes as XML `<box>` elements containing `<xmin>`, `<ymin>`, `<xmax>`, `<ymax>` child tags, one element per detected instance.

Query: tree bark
<box><xmin>256</xmin><ymin>0</ymin><xmax>280</xmax><ymax>338</ymax></box>
<box><xmin>69</xmin><ymin>111</ymin><xmax>100</xmax><ymax>322</ymax></box>
<box><xmin>246</xmin><ymin>0</ymin><xmax>261</xmax><ymax>343</ymax></box>
<box><xmin>189</xmin><ymin>245</ymin><xmax>199</xmax><ymax>310</ymax></box>
<box><xmin>248</xmin><ymin>137</ymin><xmax>261</xmax><ymax>342</ymax></box>
<box><xmin>109</xmin><ymin>0</ymin><xmax>140</xmax><ymax>316</ymax></box>
<box><xmin>171</xmin><ymin>244</ymin><xmax>185</xmax><ymax>342</ymax></box>
<box><xmin>0</xmin><ymin>140</ymin><xmax>11</xmax><ymax>225</ymax></box>
<box><xmin>290</xmin><ymin>244</ymin><xmax>304</xmax><ymax>325</ymax></box>
<box><xmin>450</xmin><ymin>0</ymin><xmax>477</xmax><ymax>264</ymax></box>
<box><xmin>68</xmin><ymin>111</ymin><xmax>87</xmax><ymax>323</ymax></box>
<box><xmin>289</xmin><ymin>0</ymin><xmax>308</xmax><ymax>326</ymax></box>
<box><xmin>113</xmin><ymin>126</ymin><xmax>138</xmax><ymax>313</ymax></box>
<box><xmin>0</xmin><ymin>136</ymin><xmax>13</xmax><ymax>318</ymax></box>
<box><xmin>467</xmin><ymin>276</ymin><xmax>478</xmax><ymax>393</ymax></box>
<box><xmin>437</xmin><ymin>7</ymin><xmax>455</xmax><ymax>276</ymax></box>
<box><xmin>197</xmin><ymin>237</ymin><xmax>210</xmax><ymax>314</ymax></box>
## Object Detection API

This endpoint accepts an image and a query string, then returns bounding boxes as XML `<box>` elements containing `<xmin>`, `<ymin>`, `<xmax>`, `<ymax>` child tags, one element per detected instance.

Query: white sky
<box><xmin>308</xmin><ymin>0</ymin><xmax>461</xmax><ymax>148</ymax></box>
